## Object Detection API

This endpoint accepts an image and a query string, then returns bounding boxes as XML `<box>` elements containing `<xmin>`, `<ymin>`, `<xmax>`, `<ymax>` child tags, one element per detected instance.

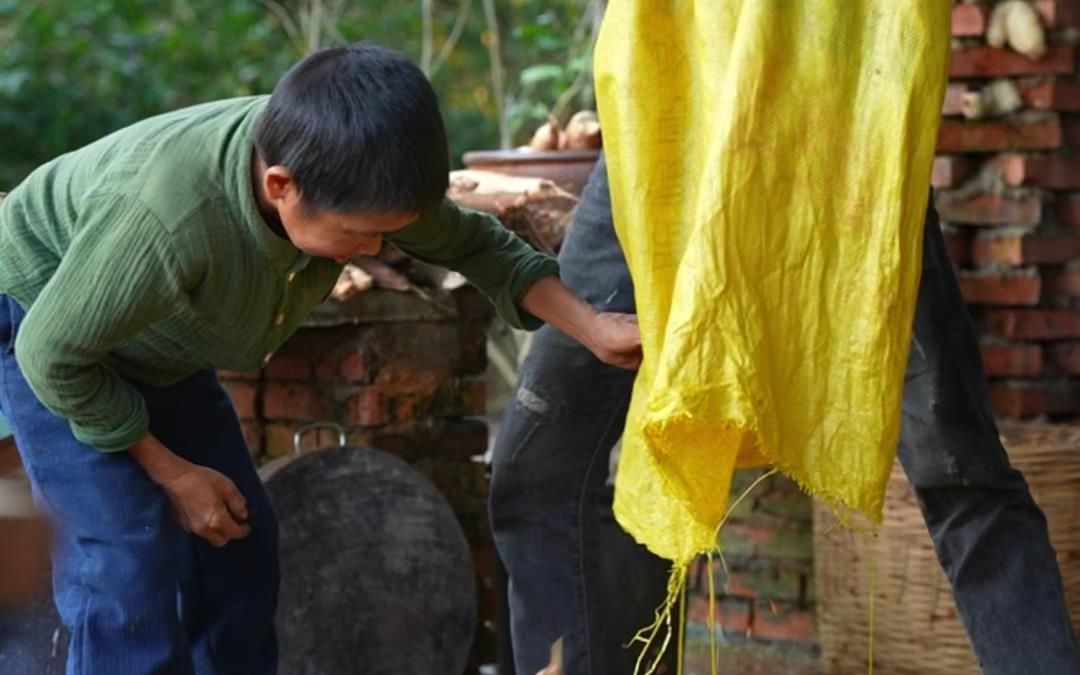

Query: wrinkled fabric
<box><xmin>595</xmin><ymin>2</ymin><xmax>950</xmax><ymax>562</ymax></box>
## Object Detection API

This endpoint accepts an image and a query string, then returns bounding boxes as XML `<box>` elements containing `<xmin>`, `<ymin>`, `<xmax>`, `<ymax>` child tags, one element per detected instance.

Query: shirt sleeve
<box><xmin>15</xmin><ymin>193</ymin><xmax>189</xmax><ymax>452</ymax></box>
<box><xmin>387</xmin><ymin>198</ymin><xmax>560</xmax><ymax>330</ymax></box>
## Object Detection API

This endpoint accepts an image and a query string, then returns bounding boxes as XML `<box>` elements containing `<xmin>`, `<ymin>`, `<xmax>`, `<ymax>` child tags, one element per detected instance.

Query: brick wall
<box><xmin>687</xmin><ymin>1</ymin><xmax>1080</xmax><ymax>665</ymax></box>
<box><xmin>685</xmin><ymin>472</ymin><xmax>818</xmax><ymax>664</ymax></box>
<box><xmin>220</xmin><ymin>285</ymin><xmax>497</xmax><ymax>670</ymax></box>
<box><xmin>940</xmin><ymin>0</ymin><xmax>1080</xmax><ymax>418</ymax></box>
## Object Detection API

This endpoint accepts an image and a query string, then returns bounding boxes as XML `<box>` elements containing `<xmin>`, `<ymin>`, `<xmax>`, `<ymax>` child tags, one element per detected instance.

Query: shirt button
<box><xmin>275</xmin><ymin>312</ymin><xmax>285</xmax><ymax>326</ymax></box>
<box><xmin>263</xmin><ymin>353</ymin><xmax>273</xmax><ymax>365</ymax></box>
<box><xmin>287</xmin><ymin>272</ymin><xmax>296</xmax><ymax>283</ymax></box>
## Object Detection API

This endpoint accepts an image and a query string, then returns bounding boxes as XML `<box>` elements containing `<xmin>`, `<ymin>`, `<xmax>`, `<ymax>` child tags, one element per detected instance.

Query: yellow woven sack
<box><xmin>595</xmin><ymin>3</ymin><xmax>950</xmax><ymax>567</ymax></box>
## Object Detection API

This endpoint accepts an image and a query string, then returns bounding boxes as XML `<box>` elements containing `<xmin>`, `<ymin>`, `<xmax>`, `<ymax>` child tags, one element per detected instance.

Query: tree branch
<box><xmin>551</xmin><ymin>0</ymin><xmax>604</xmax><ymax>119</ymax></box>
<box><xmin>481</xmin><ymin>0</ymin><xmax>510</xmax><ymax>148</ymax></box>
<box><xmin>306</xmin><ymin>0</ymin><xmax>324</xmax><ymax>53</ymax></box>
<box><xmin>430</xmin><ymin>0</ymin><xmax>473</xmax><ymax>77</ymax></box>
<box><xmin>258</xmin><ymin>0</ymin><xmax>301</xmax><ymax>44</ymax></box>
<box><xmin>420</xmin><ymin>0</ymin><xmax>434</xmax><ymax>74</ymax></box>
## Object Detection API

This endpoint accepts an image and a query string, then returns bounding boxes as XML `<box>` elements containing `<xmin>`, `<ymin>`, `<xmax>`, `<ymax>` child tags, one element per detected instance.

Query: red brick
<box><xmin>1021</xmin><ymin>80</ymin><xmax>1080</xmax><ymax>112</ymax></box>
<box><xmin>344</xmin><ymin>427</ymin><xmax>376</xmax><ymax>449</ymax></box>
<box><xmin>980</xmin><ymin>344</ymin><xmax>1043</xmax><ymax>377</ymax></box>
<box><xmin>949</xmin><ymin>46</ymin><xmax>1075</xmax><ymax>79</ymax></box>
<box><xmin>1059</xmin><ymin>195</ymin><xmax>1080</xmax><ymax>226</ymax></box>
<box><xmin>750</xmin><ymin>604</ymin><xmax>816</xmax><ymax>644</ymax></box>
<box><xmin>944</xmin><ymin>231</ymin><xmax>972</xmax><ymax>264</ymax></box>
<box><xmin>1035</xmin><ymin>0</ymin><xmax>1080</xmax><ymax>28</ymax></box>
<box><xmin>338</xmin><ymin>351</ymin><xmax>370</xmax><ymax>382</ymax></box>
<box><xmin>263</xmin><ymin>353</ymin><xmax>313</xmax><ymax>382</ymax></box>
<box><xmin>346</xmin><ymin>388</ymin><xmax>390</xmax><ymax>427</ymax></box>
<box><xmin>375</xmin><ymin>369</ymin><xmax>444</xmax><ymax>396</ymax></box>
<box><xmin>983</xmin><ymin>309</ymin><xmax>1080</xmax><ymax>340</ymax></box>
<box><xmin>988</xmin><ymin>383</ymin><xmax>1080</xmax><ymax>417</ymax></box>
<box><xmin>719</xmin><ymin>522</ymin><xmax>775</xmax><ymax>557</ymax></box>
<box><xmin>265</xmin><ymin>423</ymin><xmax>294</xmax><ymax>459</ymax></box>
<box><xmin>687</xmin><ymin>596</ymin><xmax>752</xmax><ymax>636</ymax></box>
<box><xmin>1048</xmin><ymin>343</ymin><xmax>1080</xmax><ymax>374</ymax></box>
<box><xmin>1063</xmin><ymin>117</ymin><xmax>1080</xmax><ymax>147</ymax></box>
<box><xmin>391</xmin><ymin>393</ymin><xmax>430</xmax><ymax>424</ymax></box>
<box><xmin>456</xmin><ymin>320</ymin><xmax>490</xmax><ymax>375</ymax></box>
<box><xmin>958</xmin><ymin>270</ymin><xmax>1041</xmax><ymax>305</ymax></box>
<box><xmin>720</xmin><ymin>575</ymin><xmax>758</xmax><ymax>600</ymax></box>
<box><xmin>366</xmin><ymin>323</ymin><xmax>462</xmax><ymax>376</ymax></box>
<box><xmin>997</xmin><ymin>154</ymin><xmax>1080</xmax><ymax>189</ymax></box>
<box><xmin>937</xmin><ymin>116</ymin><xmax>1062</xmax><ymax>153</ymax></box>
<box><xmin>1044</xmin><ymin>268</ymin><xmax>1080</xmax><ymax>297</ymax></box>
<box><xmin>932</xmin><ymin>156</ymin><xmax>978</xmax><ymax>188</ymax></box>
<box><xmin>972</xmin><ymin>235</ymin><xmax>1024</xmax><ymax>265</ymax></box>
<box><xmin>262</xmin><ymin>383</ymin><xmax>333</xmax><ymax>421</ymax></box>
<box><xmin>431</xmin><ymin>384</ymin><xmax>475</xmax><ymax>419</ymax></box>
<box><xmin>459</xmin><ymin>378</ymin><xmax>488</xmax><ymax>416</ymax></box>
<box><xmin>990</xmin><ymin>385</ymin><xmax>1047</xmax><ymax>417</ymax></box>
<box><xmin>689</xmin><ymin>557</ymin><xmax>713</xmax><ymax>591</ymax></box>
<box><xmin>973</xmin><ymin>234</ymin><xmax>1080</xmax><ymax>265</ymax></box>
<box><xmin>1022</xmin><ymin>80</ymin><xmax>1057</xmax><ymax>111</ymax></box>
<box><xmin>935</xmin><ymin>192</ymin><xmax>1042</xmax><ymax>226</ymax></box>
<box><xmin>223</xmin><ymin>381</ymin><xmax>257</xmax><ymax>419</ymax></box>
<box><xmin>951</xmin><ymin>4</ymin><xmax>989</xmax><ymax>36</ymax></box>
<box><xmin>312</xmin><ymin>354</ymin><xmax>338</xmax><ymax>380</ymax></box>
<box><xmin>239</xmin><ymin>420</ymin><xmax>263</xmax><ymax>456</ymax></box>
<box><xmin>942</xmin><ymin>84</ymin><xmax>969</xmax><ymax>117</ymax></box>
<box><xmin>346</xmin><ymin>374</ymin><xmax>458</xmax><ymax>427</ymax></box>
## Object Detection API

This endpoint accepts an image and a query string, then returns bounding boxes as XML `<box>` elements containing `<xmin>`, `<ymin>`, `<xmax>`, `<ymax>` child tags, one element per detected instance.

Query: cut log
<box><xmin>447</xmin><ymin>169</ymin><xmax>578</xmax><ymax>253</ymax></box>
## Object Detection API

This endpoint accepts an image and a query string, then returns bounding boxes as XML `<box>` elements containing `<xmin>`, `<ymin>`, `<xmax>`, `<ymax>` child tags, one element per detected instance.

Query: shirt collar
<box><xmin>225</xmin><ymin>98</ymin><xmax>300</xmax><ymax>272</ymax></box>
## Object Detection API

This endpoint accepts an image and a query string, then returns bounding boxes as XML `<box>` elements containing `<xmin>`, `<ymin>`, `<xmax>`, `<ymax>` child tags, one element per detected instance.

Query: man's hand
<box><xmin>534</xmin><ymin>637</ymin><xmax>564</xmax><ymax>675</ymax></box>
<box><xmin>585</xmin><ymin>312</ymin><xmax>642</xmax><ymax>369</ymax></box>
<box><xmin>160</xmin><ymin>464</ymin><xmax>251</xmax><ymax>547</ymax></box>
<box><xmin>520</xmin><ymin>277</ymin><xmax>643</xmax><ymax>371</ymax></box>
<box><xmin>130</xmin><ymin>434</ymin><xmax>250</xmax><ymax>547</ymax></box>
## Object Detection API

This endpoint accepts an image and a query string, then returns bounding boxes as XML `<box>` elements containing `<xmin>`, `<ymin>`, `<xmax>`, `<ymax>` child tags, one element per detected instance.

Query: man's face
<box><xmin>261</xmin><ymin>165</ymin><xmax>415</xmax><ymax>262</ymax></box>
<box><xmin>279</xmin><ymin>196</ymin><xmax>413</xmax><ymax>263</ymax></box>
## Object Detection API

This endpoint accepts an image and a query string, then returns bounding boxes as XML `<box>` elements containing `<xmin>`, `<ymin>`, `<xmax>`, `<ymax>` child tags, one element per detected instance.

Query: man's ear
<box><xmin>263</xmin><ymin>165</ymin><xmax>296</xmax><ymax>204</ymax></box>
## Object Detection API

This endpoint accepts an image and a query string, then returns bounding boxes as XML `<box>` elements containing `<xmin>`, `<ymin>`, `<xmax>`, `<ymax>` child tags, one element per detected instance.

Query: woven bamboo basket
<box><xmin>814</xmin><ymin>423</ymin><xmax>1080</xmax><ymax>675</ymax></box>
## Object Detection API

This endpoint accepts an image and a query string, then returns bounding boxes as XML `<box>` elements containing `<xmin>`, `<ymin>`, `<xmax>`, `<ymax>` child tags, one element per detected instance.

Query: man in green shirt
<box><xmin>0</xmin><ymin>43</ymin><xmax>640</xmax><ymax>674</ymax></box>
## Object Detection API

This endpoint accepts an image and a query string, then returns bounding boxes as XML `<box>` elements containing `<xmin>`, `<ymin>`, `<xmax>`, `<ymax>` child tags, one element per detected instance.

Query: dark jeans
<box><xmin>490</xmin><ymin>156</ymin><xmax>1080</xmax><ymax>675</ymax></box>
<box><xmin>0</xmin><ymin>295</ymin><xmax>279</xmax><ymax>675</ymax></box>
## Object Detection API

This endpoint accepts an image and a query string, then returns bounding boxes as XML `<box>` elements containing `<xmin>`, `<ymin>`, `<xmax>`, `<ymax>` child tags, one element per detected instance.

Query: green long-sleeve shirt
<box><xmin>0</xmin><ymin>96</ymin><xmax>558</xmax><ymax>452</ymax></box>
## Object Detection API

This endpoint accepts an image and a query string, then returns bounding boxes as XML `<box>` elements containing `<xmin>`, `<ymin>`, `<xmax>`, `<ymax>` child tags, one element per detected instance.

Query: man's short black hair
<box><xmin>254</xmin><ymin>42</ymin><xmax>450</xmax><ymax>214</ymax></box>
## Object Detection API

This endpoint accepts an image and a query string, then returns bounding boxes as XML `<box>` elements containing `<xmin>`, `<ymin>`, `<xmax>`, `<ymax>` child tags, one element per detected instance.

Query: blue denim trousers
<box><xmin>490</xmin><ymin>156</ymin><xmax>1080</xmax><ymax>675</ymax></box>
<box><xmin>0</xmin><ymin>295</ymin><xmax>279</xmax><ymax>675</ymax></box>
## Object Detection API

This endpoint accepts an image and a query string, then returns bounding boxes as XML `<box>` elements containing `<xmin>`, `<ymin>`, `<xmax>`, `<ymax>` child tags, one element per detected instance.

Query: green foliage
<box><xmin>0</xmin><ymin>0</ymin><xmax>597</xmax><ymax>188</ymax></box>
<box><xmin>506</xmin><ymin>4</ymin><xmax>595</xmax><ymax>140</ymax></box>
